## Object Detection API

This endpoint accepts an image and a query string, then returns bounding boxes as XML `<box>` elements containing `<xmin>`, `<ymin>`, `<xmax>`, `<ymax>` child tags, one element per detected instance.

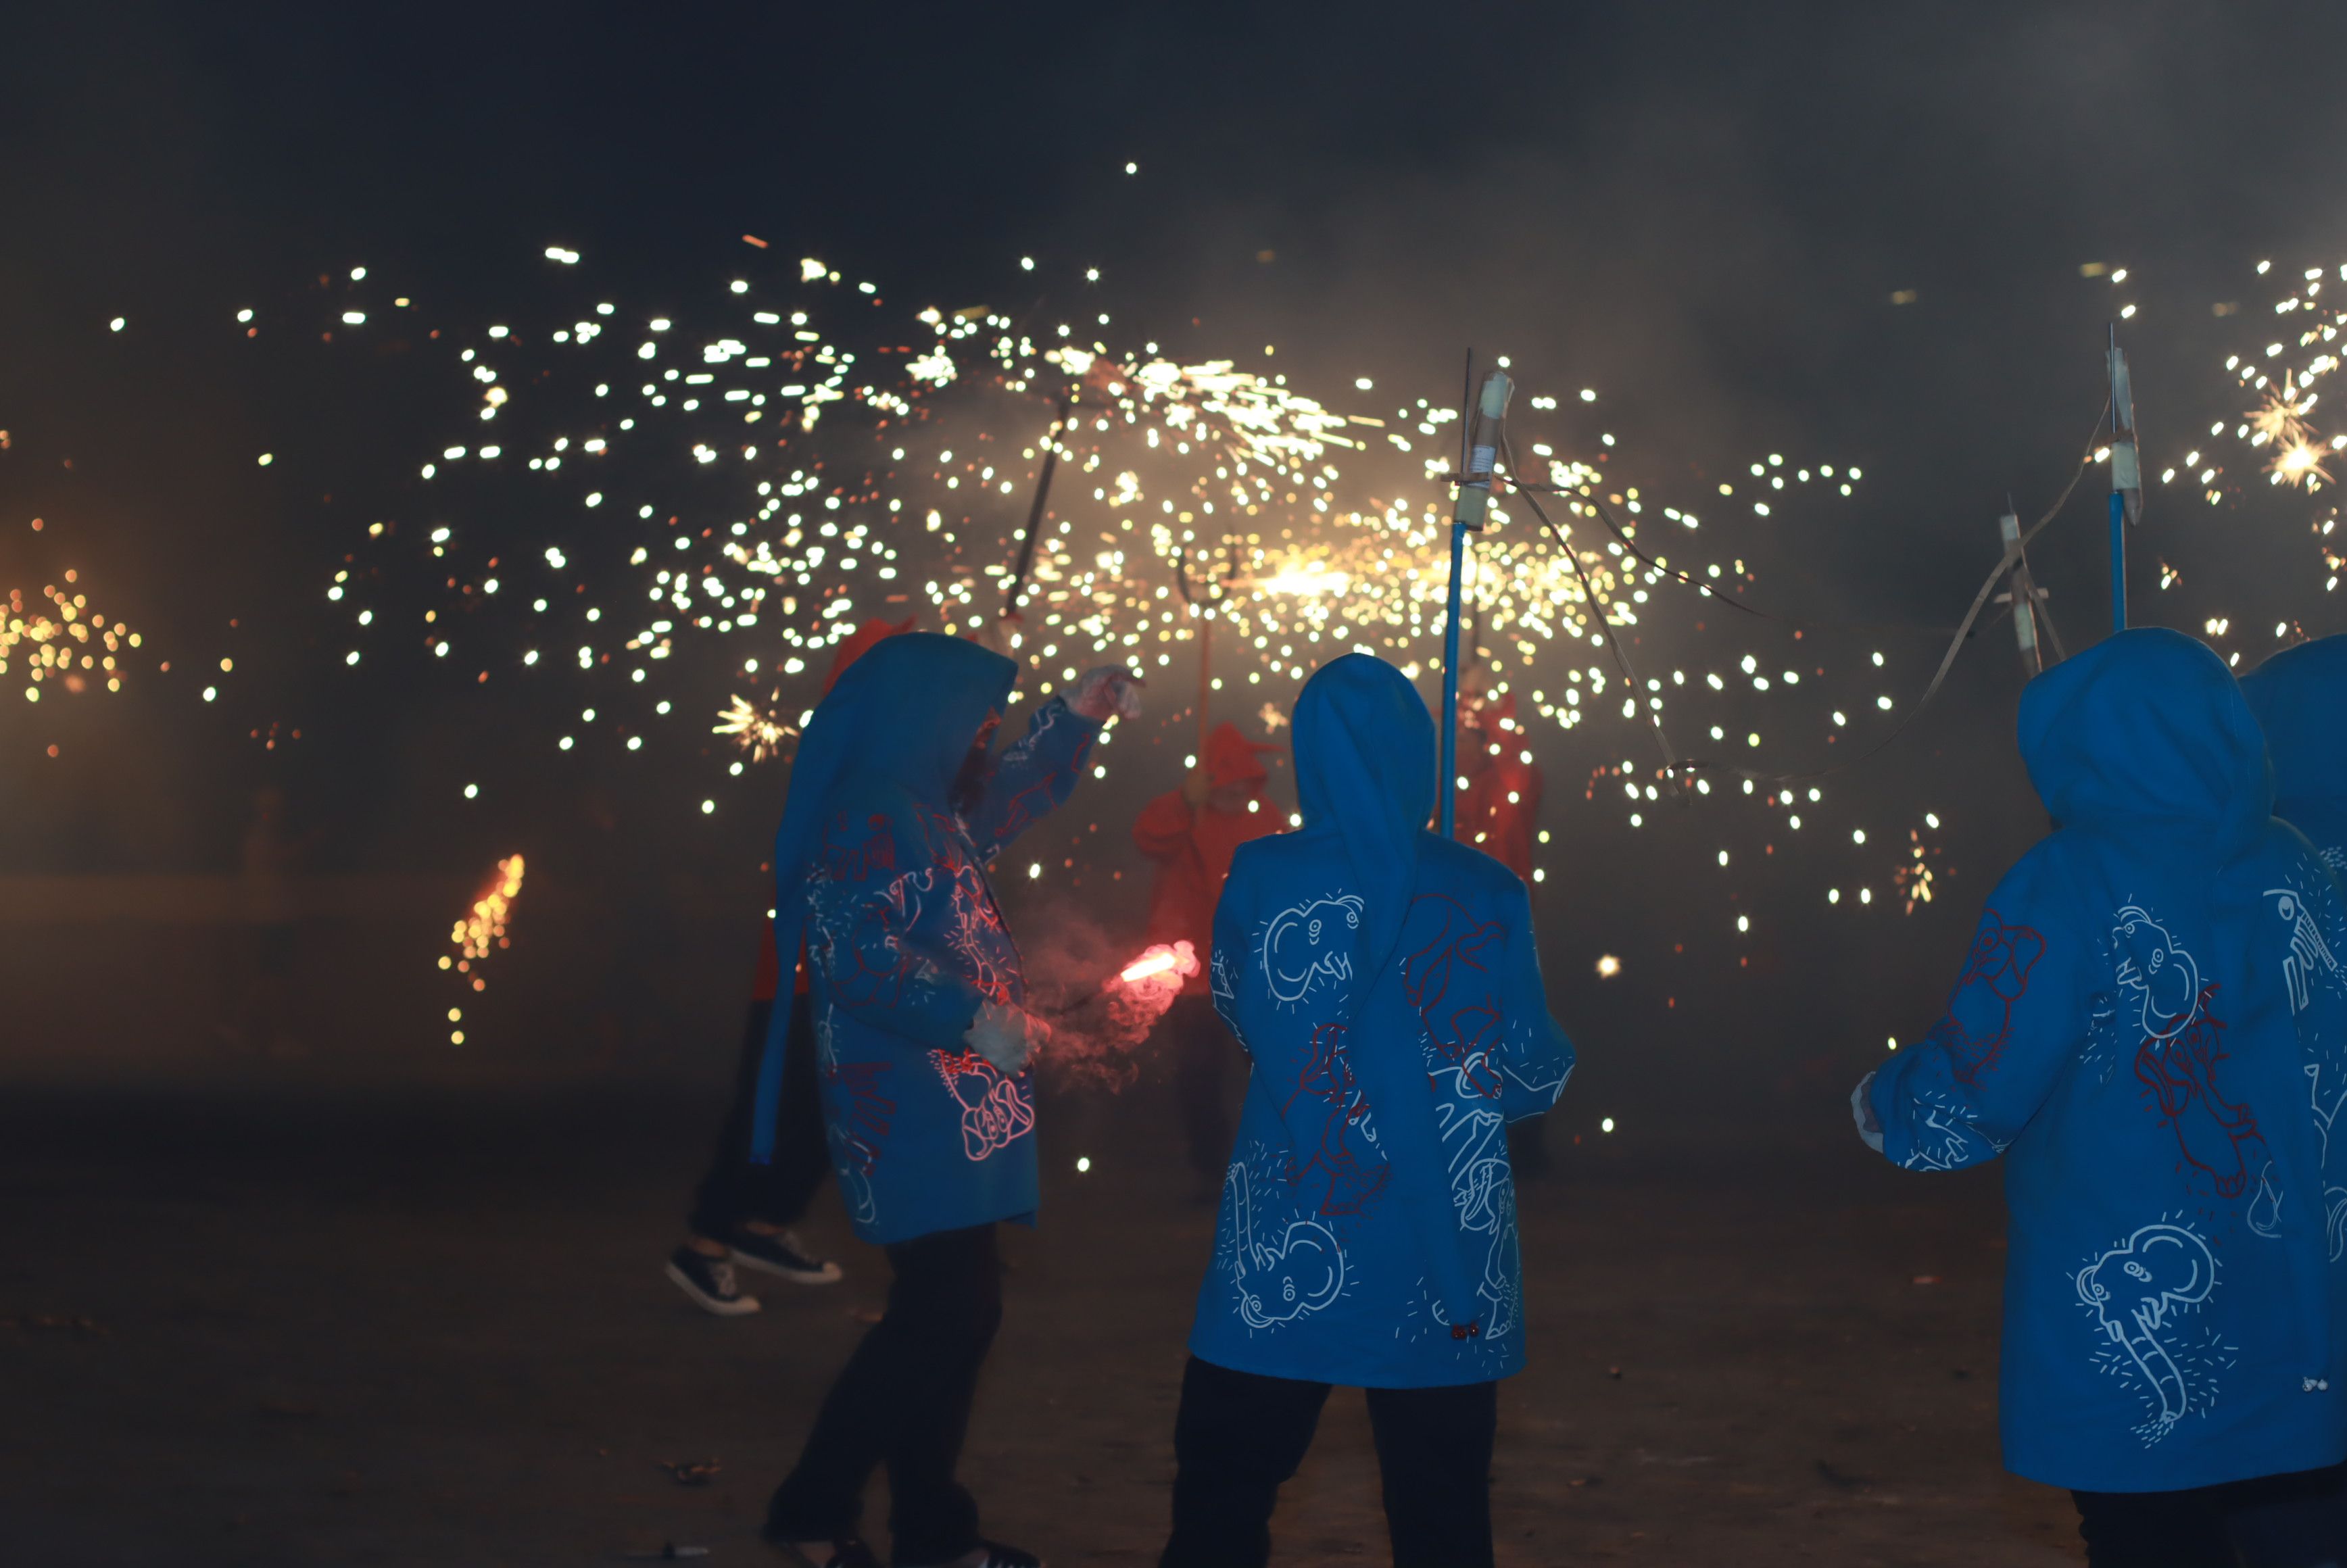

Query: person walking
<box><xmin>761</xmin><ymin>633</ymin><xmax>1140</xmax><ymax>1568</ymax></box>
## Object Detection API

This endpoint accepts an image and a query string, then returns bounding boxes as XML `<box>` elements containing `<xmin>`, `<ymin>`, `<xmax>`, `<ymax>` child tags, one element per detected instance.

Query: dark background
<box><xmin>3</xmin><ymin>0</ymin><xmax>2342</xmax><ymax>1110</ymax></box>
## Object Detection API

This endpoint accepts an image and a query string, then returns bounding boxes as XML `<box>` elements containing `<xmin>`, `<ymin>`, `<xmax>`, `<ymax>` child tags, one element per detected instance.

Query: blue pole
<box><xmin>1439</xmin><ymin>520</ymin><xmax>1468</xmax><ymax>837</ymax></box>
<box><xmin>2108</xmin><ymin>489</ymin><xmax>2126</xmax><ymax>634</ymax></box>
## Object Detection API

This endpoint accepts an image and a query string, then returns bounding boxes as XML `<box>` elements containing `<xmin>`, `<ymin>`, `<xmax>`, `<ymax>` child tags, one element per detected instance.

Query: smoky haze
<box><xmin>2</xmin><ymin>1</ymin><xmax>2342</xmax><ymax>1117</ymax></box>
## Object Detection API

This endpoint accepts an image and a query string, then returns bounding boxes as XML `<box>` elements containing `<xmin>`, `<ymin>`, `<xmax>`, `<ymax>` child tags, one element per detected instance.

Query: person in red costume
<box><xmin>1453</xmin><ymin>683</ymin><xmax>1541</xmax><ymax>885</ymax></box>
<box><xmin>666</xmin><ymin>616</ymin><xmax>917</xmax><ymax>1315</ymax></box>
<box><xmin>1455</xmin><ymin>677</ymin><xmax>1552</xmax><ymax>1177</ymax></box>
<box><xmin>1135</xmin><ymin>722</ymin><xmax>1283</xmax><ymax>1193</ymax></box>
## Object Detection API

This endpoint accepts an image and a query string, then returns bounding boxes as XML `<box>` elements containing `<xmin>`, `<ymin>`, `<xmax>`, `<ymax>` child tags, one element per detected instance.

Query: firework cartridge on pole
<box><xmin>1995</xmin><ymin>501</ymin><xmax>2048</xmax><ymax>676</ymax></box>
<box><xmin>1441</xmin><ymin>367</ymin><xmax>1513</xmax><ymax>837</ymax></box>
<box><xmin>2107</xmin><ymin>324</ymin><xmax>2141</xmax><ymax>634</ymax></box>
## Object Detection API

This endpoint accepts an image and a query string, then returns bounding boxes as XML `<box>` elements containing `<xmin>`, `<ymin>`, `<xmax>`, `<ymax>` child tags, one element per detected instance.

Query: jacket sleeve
<box><xmin>1132</xmin><ymin>789</ymin><xmax>1194</xmax><ymax>860</ymax></box>
<box><xmin>1866</xmin><ymin>845</ymin><xmax>2089</xmax><ymax>1172</ymax></box>
<box><xmin>1493</xmin><ymin>877</ymin><xmax>1574</xmax><ymax>1122</ymax></box>
<box><xmin>804</xmin><ymin>789</ymin><xmax>987</xmax><ymax>1056</ymax></box>
<box><xmin>961</xmin><ymin>695</ymin><xmax>1101</xmax><ymax>864</ymax></box>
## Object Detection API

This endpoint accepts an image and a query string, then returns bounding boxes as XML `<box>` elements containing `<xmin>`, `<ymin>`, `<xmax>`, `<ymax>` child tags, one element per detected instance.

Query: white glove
<box><xmin>1851</xmin><ymin>1071</ymin><xmax>1885</xmax><ymax>1153</ymax></box>
<box><xmin>965</xmin><ymin>999</ymin><xmax>1048</xmax><ymax>1075</ymax></box>
<box><xmin>1066</xmin><ymin>665</ymin><xmax>1144</xmax><ymax>722</ymax></box>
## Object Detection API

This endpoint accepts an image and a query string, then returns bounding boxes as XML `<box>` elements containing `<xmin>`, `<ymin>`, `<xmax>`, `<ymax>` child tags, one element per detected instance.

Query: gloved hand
<box><xmin>1850</xmin><ymin>1071</ymin><xmax>1885</xmax><ymax>1154</ymax></box>
<box><xmin>1180</xmin><ymin>766</ymin><xmax>1211</xmax><ymax>809</ymax></box>
<box><xmin>1066</xmin><ymin>664</ymin><xmax>1144</xmax><ymax>722</ymax></box>
<box><xmin>965</xmin><ymin>999</ymin><xmax>1050</xmax><ymax>1075</ymax></box>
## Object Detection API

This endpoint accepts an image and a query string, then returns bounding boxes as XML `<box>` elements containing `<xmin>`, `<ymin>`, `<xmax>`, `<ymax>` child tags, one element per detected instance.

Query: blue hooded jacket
<box><xmin>1868</xmin><ymin>628</ymin><xmax>2347</xmax><ymax>1492</ymax></box>
<box><xmin>1188</xmin><ymin>654</ymin><xmax>1574</xmax><ymax>1388</ymax></box>
<box><xmin>755</xmin><ymin>633</ymin><xmax>1100</xmax><ymax>1246</ymax></box>
<box><xmin>2242</xmin><ymin>633</ymin><xmax>2347</xmax><ymax>874</ymax></box>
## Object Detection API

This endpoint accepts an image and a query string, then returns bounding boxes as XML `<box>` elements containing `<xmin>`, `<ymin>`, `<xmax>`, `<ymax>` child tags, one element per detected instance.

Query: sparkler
<box><xmin>2</xmin><ymin>574</ymin><xmax>141</xmax><ymax>700</ymax></box>
<box><xmin>443</xmin><ymin>853</ymin><xmax>524</xmax><ymax>984</ymax></box>
<box><xmin>1115</xmin><ymin>941</ymin><xmax>1198</xmax><ymax>987</ymax></box>
<box><xmin>713</xmin><ymin>691</ymin><xmax>797</xmax><ymax>761</ymax></box>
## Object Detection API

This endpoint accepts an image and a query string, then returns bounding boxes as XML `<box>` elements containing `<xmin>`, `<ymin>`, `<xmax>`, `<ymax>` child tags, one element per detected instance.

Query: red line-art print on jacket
<box><xmin>1922</xmin><ymin>908</ymin><xmax>2047</xmax><ymax>1085</ymax></box>
<box><xmin>1399</xmin><ymin>896</ymin><xmax>1507</xmax><ymax>1099</ymax></box>
<box><xmin>1280</xmin><ymin>1022</ymin><xmax>1389</xmax><ymax>1217</ymax></box>
<box><xmin>928</xmin><ymin>1047</ymin><xmax>1035</xmax><ymax>1160</ymax></box>
<box><xmin>910</xmin><ymin>803</ymin><xmax>1017</xmax><ymax>1008</ymax></box>
<box><xmin>2134</xmin><ymin>983</ymin><xmax>2273</xmax><ymax>1204</ymax></box>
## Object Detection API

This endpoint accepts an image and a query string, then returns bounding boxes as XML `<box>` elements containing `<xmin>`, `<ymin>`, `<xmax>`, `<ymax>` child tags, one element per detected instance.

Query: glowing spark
<box><xmin>1116</xmin><ymin>939</ymin><xmax>1199</xmax><ymax>987</ymax></box>
<box><xmin>446</xmin><ymin>854</ymin><xmax>525</xmax><ymax>990</ymax></box>
<box><xmin>715</xmin><ymin>691</ymin><xmax>797</xmax><ymax>762</ymax></box>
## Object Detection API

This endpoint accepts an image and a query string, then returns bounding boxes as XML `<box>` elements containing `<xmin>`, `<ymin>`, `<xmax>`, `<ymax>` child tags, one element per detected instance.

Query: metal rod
<box><xmin>1440</xmin><ymin>520</ymin><xmax>1468</xmax><ymax>836</ymax></box>
<box><xmin>2108</xmin><ymin>488</ymin><xmax>2126</xmax><ymax>634</ymax></box>
<box><xmin>1004</xmin><ymin>393</ymin><xmax>1071</xmax><ymax>615</ymax></box>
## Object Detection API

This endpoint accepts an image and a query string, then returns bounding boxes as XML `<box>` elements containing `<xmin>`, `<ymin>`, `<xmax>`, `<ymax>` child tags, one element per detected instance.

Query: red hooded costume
<box><xmin>1133</xmin><ymin>722</ymin><xmax>1281</xmax><ymax>995</ymax></box>
<box><xmin>1455</xmin><ymin>691</ymin><xmax>1542</xmax><ymax>884</ymax></box>
<box><xmin>752</xmin><ymin>616</ymin><xmax>919</xmax><ymax>1000</ymax></box>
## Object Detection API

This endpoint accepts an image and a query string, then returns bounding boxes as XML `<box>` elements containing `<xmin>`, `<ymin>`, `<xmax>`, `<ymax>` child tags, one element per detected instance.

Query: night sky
<box><xmin>7</xmin><ymin>1</ymin><xmax>2347</xmax><ymax>1075</ymax></box>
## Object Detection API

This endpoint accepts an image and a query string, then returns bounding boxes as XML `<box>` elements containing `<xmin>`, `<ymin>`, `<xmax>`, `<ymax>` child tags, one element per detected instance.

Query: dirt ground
<box><xmin>4</xmin><ymin>1080</ymin><xmax>2085</xmax><ymax>1566</ymax></box>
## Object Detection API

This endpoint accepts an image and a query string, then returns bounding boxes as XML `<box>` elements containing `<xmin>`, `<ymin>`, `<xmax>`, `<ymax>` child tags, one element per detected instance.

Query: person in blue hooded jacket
<box><xmin>1856</xmin><ymin>629</ymin><xmax>2347</xmax><ymax>1567</ymax></box>
<box><xmin>1160</xmin><ymin>654</ymin><xmax>1574</xmax><ymax>1568</ymax></box>
<box><xmin>759</xmin><ymin>632</ymin><xmax>1141</xmax><ymax>1568</ymax></box>
<box><xmin>2244</xmin><ymin>634</ymin><xmax>2347</xmax><ymax>877</ymax></box>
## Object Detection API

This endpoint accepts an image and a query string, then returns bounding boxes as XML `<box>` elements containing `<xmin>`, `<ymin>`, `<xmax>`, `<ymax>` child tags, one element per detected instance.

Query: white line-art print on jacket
<box><xmin>2267</xmin><ymin>886</ymin><xmax>2342</xmax><ymax>1018</ymax></box>
<box><xmin>2112</xmin><ymin>906</ymin><xmax>2204</xmax><ymax>1041</ymax></box>
<box><xmin>2268</xmin><ymin>879</ymin><xmax>2347</xmax><ymax>1257</ymax></box>
<box><xmin>1262</xmin><ymin>893</ymin><xmax>1363</xmax><ymax>1006</ymax></box>
<box><xmin>1224</xmin><ymin>1161</ymin><xmax>1347</xmax><ymax>1330</ymax></box>
<box><xmin>2077</xmin><ymin>1221</ymin><xmax>2222</xmax><ymax>1446</ymax></box>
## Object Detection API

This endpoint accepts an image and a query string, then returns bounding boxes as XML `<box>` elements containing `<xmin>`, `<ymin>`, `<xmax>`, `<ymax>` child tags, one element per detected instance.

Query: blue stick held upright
<box><xmin>1439</xmin><ymin>519</ymin><xmax>1468</xmax><ymax>835</ymax></box>
<box><xmin>2108</xmin><ymin>489</ymin><xmax>2126</xmax><ymax>635</ymax></box>
<box><xmin>2106</xmin><ymin>324</ymin><xmax>2141</xmax><ymax>635</ymax></box>
<box><xmin>1441</xmin><ymin>368</ymin><xmax>1514</xmax><ymax>837</ymax></box>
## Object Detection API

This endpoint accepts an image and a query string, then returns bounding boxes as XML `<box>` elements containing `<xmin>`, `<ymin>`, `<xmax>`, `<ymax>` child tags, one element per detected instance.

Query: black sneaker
<box><xmin>665</xmin><ymin>1246</ymin><xmax>760</xmax><ymax>1316</ymax></box>
<box><xmin>766</xmin><ymin>1534</ymin><xmax>881</xmax><ymax>1568</ymax></box>
<box><xmin>730</xmin><ymin>1228</ymin><xmax>843</xmax><ymax>1285</ymax></box>
<box><xmin>900</xmin><ymin>1542</ymin><xmax>1044</xmax><ymax>1568</ymax></box>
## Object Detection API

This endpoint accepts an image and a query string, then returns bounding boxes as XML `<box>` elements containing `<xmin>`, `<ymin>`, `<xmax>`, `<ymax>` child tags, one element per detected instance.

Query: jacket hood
<box><xmin>2240</xmin><ymin>633</ymin><xmax>2347</xmax><ymax>813</ymax></box>
<box><xmin>821</xmin><ymin>614</ymin><xmax>919</xmax><ymax>696</ymax></box>
<box><xmin>2018</xmin><ymin>627</ymin><xmax>2271</xmax><ymax>857</ymax></box>
<box><xmin>804</xmin><ymin>632</ymin><xmax>1017</xmax><ymax>804</ymax></box>
<box><xmin>1293</xmin><ymin>654</ymin><xmax>1438</xmax><ymax>971</ymax></box>
<box><xmin>1205</xmin><ymin>720</ymin><xmax>1278</xmax><ymax>790</ymax></box>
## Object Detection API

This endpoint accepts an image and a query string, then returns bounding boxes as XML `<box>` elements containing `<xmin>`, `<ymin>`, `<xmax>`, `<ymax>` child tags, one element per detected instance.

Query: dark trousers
<box><xmin>1161</xmin><ymin>1356</ymin><xmax>1497</xmax><ymax>1568</ymax></box>
<box><xmin>2074</xmin><ymin>1461</ymin><xmax>2347</xmax><ymax>1567</ymax></box>
<box><xmin>687</xmin><ymin>990</ymin><xmax>829</xmax><ymax>1240</ymax></box>
<box><xmin>1166</xmin><ymin>994</ymin><xmax>1237</xmax><ymax>1179</ymax></box>
<box><xmin>767</xmin><ymin>1224</ymin><xmax>1003</xmax><ymax>1563</ymax></box>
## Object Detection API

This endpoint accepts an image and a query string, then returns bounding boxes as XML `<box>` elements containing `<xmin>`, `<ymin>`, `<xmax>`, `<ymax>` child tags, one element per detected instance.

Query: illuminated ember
<box><xmin>1115</xmin><ymin>940</ymin><xmax>1199</xmax><ymax>988</ymax></box>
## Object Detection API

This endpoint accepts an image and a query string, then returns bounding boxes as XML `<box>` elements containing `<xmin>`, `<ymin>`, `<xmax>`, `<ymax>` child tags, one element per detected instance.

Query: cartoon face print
<box><xmin>2265</xmin><ymin>885</ymin><xmax>2342</xmax><ymax>1016</ymax></box>
<box><xmin>1224</xmin><ymin>1162</ymin><xmax>1347</xmax><ymax>1329</ymax></box>
<box><xmin>2114</xmin><ymin>906</ymin><xmax>2203</xmax><ymax>1042</ymax></box>
<box><xmin>1263</xmin><ymin>893</ymin><xmax>1363</xmax><ymax>1005</ymax></box>
<box><xmin>929</xmin><ymin>1048</ymin><xmax>1035</xmax><ymax>1161</ymax></box>
<box><xmin>2077</xmin><ymin>1223</ymin><xmax>2219</xmax><ymax>1442</ymax></box>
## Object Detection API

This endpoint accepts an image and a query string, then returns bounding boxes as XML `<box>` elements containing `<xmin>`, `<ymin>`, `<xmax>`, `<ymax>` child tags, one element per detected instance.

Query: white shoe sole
<box><xmin>729</xmin><ymin>1250</ymin><xmax>844</xmax><ymax>1285</ymax></box>
<box><xmin>664</xmin><ymin>1260</ymin><xmax>762</xmax><ymax>1316</ymax></box>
